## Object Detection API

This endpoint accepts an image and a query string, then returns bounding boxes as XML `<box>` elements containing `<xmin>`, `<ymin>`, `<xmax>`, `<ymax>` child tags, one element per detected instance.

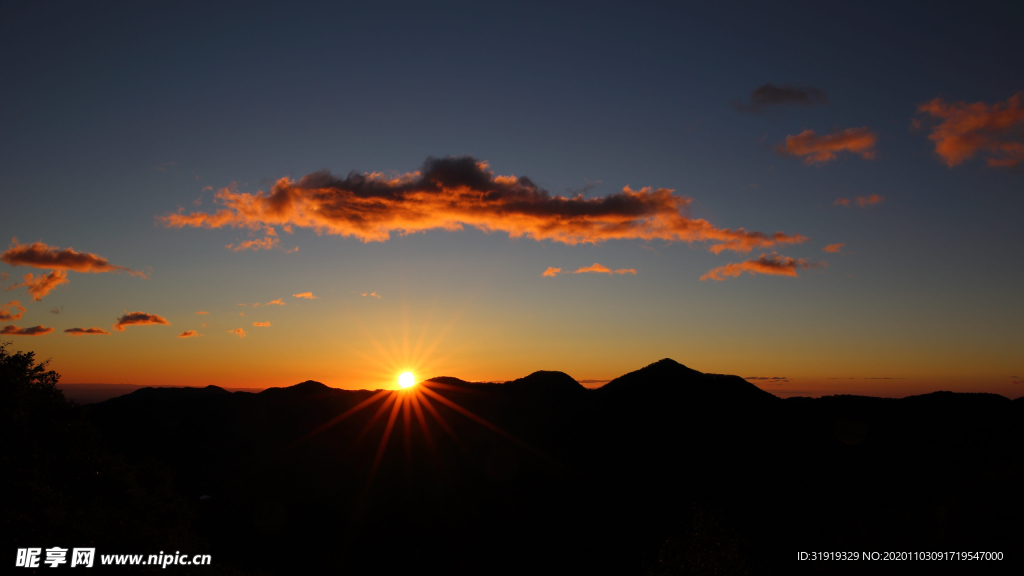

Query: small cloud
<box><xmin>264</xmin><ymin>298</ymin><xmax>285</xmax><ymax>306</ymax></box>
<box><xmin>64</xmin><ymin>327</ymin><xmax>111</xmax><ymax>336</ymax></box>
<box><xmin>823</xmin><ymin>243</ymin><xmax>845</xmax><ymax>253</ymax></box>
<box><xmin>252</xmin><ymin>321</ymin><xmax>270</xmax><ymax>327</ymax></box>
<box><xmin>154</xmin><ymin>162</ymin><xmax>177</xmax><ymax>173</ymax></box>
<box><xmin>835</xmin><ymin>196</ymin><xmax>882</xmax><ymax>208</ymax></box>
<box><xmin>544</xmin><ymin>263</ymin><xmax>637</xmax><ymax>277</ymax></box>
<box><xmin>0</xmin><ymin>300</ymin><xmax>26</xmax><ymax>321</ymax></box>
<box><xmin>744</xmin><ymin>376</ymin><xmax>790</xmax><ymax>383</ymax></box>
<box><xmin>238</xmin><ymin>303</ymin><xmax>247</xmax><ymax>306</ymax></box>
<box><xmin>701</xmin><ymin>252</ymin><xmax>824</xmax><ymax>281</ymax></box>
<box><xmin>855</xmin><ymin>194</ymin><xmax>884</xmax><ymax>207</ymax></box>
<box><xmin>195</xmin><ymin>311</ymin><xmax>208</xmax><ymax>315</ymax></box>
<box><xmin>239</xmin><ymin>312</ymin><xmax>245</xmax><ymax>316</ymax></box>
<box><xmin>776</xmin><ymin>128</ymin><xmax>877</xmax><ymax>164</ymax></box>
<box><xmin>177</xmin><ymin>330</ymin><xmax>201</xmax><ymax>338</ymax></box>
<box><xmin>1</xmin><ymin>324</ymin><xmax>54</xmax><ymax>336</ymax></box>
<box><xmin>8</xmin><ymin>271</ymin><xmax>69</xmax><ymax>301</ymax></box>
<box><xmin>201</xmin><ymin>323</ymin><xmax>207</xmax><ymax>328</ymax></box>
<box><xmin>573</xmin><ymin>263</ymin><xmax>636</xmax><ymax>275</ymax></box>
<box><xmin>361</xmin><ymin>292</ymin><xmax>382</xmax><ymax>299</ymax></box>
<box><xmin>916</xmin><ymin>92</ymin><xmax>1024</xmax><ymax>168</ymax></box>
<box><xmin>226</xmin><ymin>236</ymin><xmax>280</xmax><ymax>252</ymax></box>
<box><xmin>113</xmin><ymin>311</ymin><xmax>170</xmax><ymax>331</ymax></box>
<box><xmin>292</xmin><ymin>292</ymin><xmax>318</xmax><ymax>299</ymax></box>
<box><xmin>734</xmin><ymin>83</ymin><xmax>828</xmax><ymax>113</ymax></box>
<box><xmin>225</xmin><ymin>225</ymin><xmax>298</xmax><ymax>253</ymax></box>
<box><xmin>194</xmin><ymin>186</ymin><xmax>213</xmax><ymax>206</ymax></box>
<box><xmin>50</xmin><ymin>306</ymin><xmax>63</xmax><ymax>315</ymax></box>
<box><xmin>227</xmin><ymin>328</ymin><xmax>246</xmax><ymax>338</ymax></box>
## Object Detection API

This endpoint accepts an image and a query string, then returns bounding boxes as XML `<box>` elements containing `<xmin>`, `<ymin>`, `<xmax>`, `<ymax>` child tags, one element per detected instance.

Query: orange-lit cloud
<box><xmin>1</xmin><ymin>239</ymin><xmax>147</xmax><ymax>277</ymax></box>
<box><xmin>361</xmin><ymin>292</ymin><xmax>382</xmax><ymax>299</ymax></box>
<box><xmin>0</xmin><ymin>300</ymin><xmax>26</xmax><ymax>321</ymax></box>
<box><xmin>158</xmin><ymin>156</ymin><xmax>806</xmax><ymax>255</ymax></box>
<box><xmin>8</xmin><ymin>271</ymin><xmax>69</xmax><ymax>301</ymax></box>
<box><xmin>777</xmin><ymin>128</ymin><xmax>877</xmax><ymax>164</ymax></box>
<box><xmin>196</xmin><ymin>311</ymin><xmax>208</xmax><ymax>315</ymax></box>
<box><xmin>734</xmin><ymin>83</ymin><xmax>828</xmax><ymax>113</ymax></box>
<box><xmin>574</xmin><ymin>263</ymin><xmax>636</xmax><ymax>275</ymax></box>
<box><xmin>543</xmin><ymin>263</ymin><xmax>637</xmax><ymax>276</ymax></box>
<box><xmin>265</xmin><ymin>298</ymin><xmax>285</xmax><ymax>306</ymax></box>
<box><xmin>1</xmin><ymin>324</ymin><xmax>54</xmax><ymax>336</ymax></box>
<box><xmin>227</xmin><ymin>328</ymin><xmax>246</xmax><ymax>338</ymax></box>
<box><xmin>292</xmin><ymin>292</ymin><xmax>318</xmax><ymax>299</ymax></box>
<box><xmin>178</xmin><ymin>330</ymin><xmax>201</xmax><ymax>338</ymax></box>
<box><xmin>823</xmin><ymin>243</ymin><xmax>845</xmax><ymax>253</ymax></box>
<box><xmin>916</xmin><ymin>93</ymin><xmax>1024</xmax><ymax>168</ymax></box>
<box><xmin>64</xmin><ymin>327</ymin><xmax>111</xmax><ymax>336</ymax></box>
<box><xmin>252</xmin><ymin>321</ymin><xmax>271</xmax><ymax>327</ymax></box>
<box><xmin>113</xmin><ymin>311</ymin><xmax>170</xmax><ymax>331</ymax></box>
<box><xmin>835</xmin><ymin>195</ymin><xmax>884</xmax><ymax>208</ymax></box>
<box><xmin>700</xmin><ymin>252</ymin><xmax>822</xmax><ymax>281</ymax></box>
<box><xmin>856</xmin><ymin>194</ymin><xmax>884</xmax><ymax>207</ymax></box>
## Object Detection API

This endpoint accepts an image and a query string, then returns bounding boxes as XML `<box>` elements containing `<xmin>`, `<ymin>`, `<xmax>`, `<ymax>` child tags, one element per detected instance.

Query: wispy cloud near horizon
<box><xmin>65</xmin><ymin>327</ymin><xmax>111</xmax><ymax>336</ymax></box>
<box><xmin>159</xmin><ymin>156</ymin><xmax>806</xmax><ymax>255</ymax></box>
<box><xmin>1</xmin><ymin>324</ymin><xmax>54</xmax><ymax>336</ymax></box>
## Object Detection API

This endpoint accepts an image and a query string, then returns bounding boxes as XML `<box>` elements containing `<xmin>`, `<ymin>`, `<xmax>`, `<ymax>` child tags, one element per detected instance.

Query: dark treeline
<box><xmin>5</xmin><ymin>344</ymin><xmax>1022</xmax><ymax>574</ymax></box>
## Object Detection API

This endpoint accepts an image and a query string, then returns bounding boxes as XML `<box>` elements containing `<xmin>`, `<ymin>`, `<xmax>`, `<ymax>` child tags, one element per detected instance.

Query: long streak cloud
<box><xmin>158</xmin><ymin>156</ymin><xmax>806</xmax><ymax>254</ymax></box>
<box><xmin>700</xmin><ymin>253</ymin><xmax>822</xmax><ymax>281</ymax></box>
<box><xmin>2</xmin><ymin>239</ymin><xmax>147</xmax><ymax>277</ymax></box>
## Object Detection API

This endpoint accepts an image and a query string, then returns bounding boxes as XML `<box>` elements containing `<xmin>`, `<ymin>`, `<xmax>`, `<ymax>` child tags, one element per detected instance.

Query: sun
<box><xmin>398</xmin><ymin>371</ymin><xmax>416</xmax><ymax>388</ymax></box>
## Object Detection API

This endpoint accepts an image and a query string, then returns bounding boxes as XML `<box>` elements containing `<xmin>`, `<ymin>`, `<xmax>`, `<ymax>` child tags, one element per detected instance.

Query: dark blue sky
<box><xmin>1</xmin><ymin>1</ymin><xmax>1022</xmax><ymax>394</ymax></box>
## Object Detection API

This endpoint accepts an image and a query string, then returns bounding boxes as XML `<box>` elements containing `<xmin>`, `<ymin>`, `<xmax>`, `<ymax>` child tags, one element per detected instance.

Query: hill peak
<box><xmin>257</xmin><ymin>380</ymin><xmax>333</xmax><ymax>398</ymax></box>
<box><xmin>598</xmin><ymin>359</ymin><xmax>777</xmax><ymax>404</ymax></box>
<box><xmin>504</xmin><ymin>370</ymin><xmax>584</xmax><ymax>393</ymax></box>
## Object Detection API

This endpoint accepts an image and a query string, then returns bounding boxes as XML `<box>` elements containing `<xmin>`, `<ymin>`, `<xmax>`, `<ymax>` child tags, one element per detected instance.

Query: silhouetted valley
<box><xmin>8</xmin><ymin>355</ymin><xmax>1024</xmax><ymax>574</ymax></box>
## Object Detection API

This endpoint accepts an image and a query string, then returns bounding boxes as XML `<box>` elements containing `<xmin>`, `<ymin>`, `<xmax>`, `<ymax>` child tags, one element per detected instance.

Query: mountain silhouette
<box><xmin>65</xmin><ymin>360</ymin><xmax>1024</xmax><ymax>575</ymax></box>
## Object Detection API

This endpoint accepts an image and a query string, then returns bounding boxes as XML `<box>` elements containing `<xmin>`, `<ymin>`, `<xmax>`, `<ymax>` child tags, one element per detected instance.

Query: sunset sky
<box><xmin>1</xmin><ymin>2</ymin><xmax>1022</xmax><ymax>397</ymax></box>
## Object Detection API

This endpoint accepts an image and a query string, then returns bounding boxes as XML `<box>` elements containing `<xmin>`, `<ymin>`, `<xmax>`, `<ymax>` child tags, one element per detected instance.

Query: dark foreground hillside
<box><xmin>7</xmin><ymin>351</ymin><xmax>1024</xmax><ymax>574</ymax></box>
